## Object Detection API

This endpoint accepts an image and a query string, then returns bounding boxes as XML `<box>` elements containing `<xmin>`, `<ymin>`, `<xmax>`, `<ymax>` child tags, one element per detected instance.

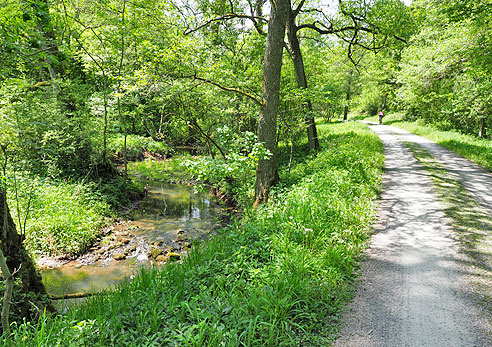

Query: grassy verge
<box><xmin>403</xmin><ymin>142</ymin><xmax>492</xmax><ymax>315</ymax></box>
<box><xmin>360</xmin><ymin>112</ymin><xmax>492</xmax><ymax>171</ymax></box>
<box><xmin>6</xmin><ymin>173</ymin><xmax>143</xmax><ymax>257</ymax></box>
<box><xmin>2</xmin><ymin>121</ymin><xmax>384</xmax><ymax>346</ymax></box>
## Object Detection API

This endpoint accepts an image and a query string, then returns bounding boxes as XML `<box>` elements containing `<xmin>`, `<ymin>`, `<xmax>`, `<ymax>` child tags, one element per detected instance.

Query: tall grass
<box><xmin>2</xmin><ymin>122</ymin><xmax>384</xmax><ymax>345</ymax></box>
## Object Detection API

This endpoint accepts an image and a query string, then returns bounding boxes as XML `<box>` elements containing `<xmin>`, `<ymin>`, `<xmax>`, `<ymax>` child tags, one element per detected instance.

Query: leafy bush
<box><xmin>129</xmin><ymin>142</ymin><xmax>271</xmax><ymax>206</ymax></box>
<box><xmin>2</xmin><ymin>122</ymin><xmax>384</xmax><ymax>345</ymax></box>
<box><xmin>0</xmin><ymin>79</ymin><xmax>103</xmax><ymax>179</ymax></box>
<box><xmin>95</xmin><ymin>176</ymin><xmax>145</xmax><ymax>209</ymax></box>
<box><xmin>182</xmin><ymin>143</ymin><xmax>272</xmax><ymax>206</ymax></box>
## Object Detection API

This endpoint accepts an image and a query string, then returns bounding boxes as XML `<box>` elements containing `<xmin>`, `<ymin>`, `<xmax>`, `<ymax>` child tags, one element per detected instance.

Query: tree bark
<box><xmin>0</xmin><ymin>188</ymin><xmax>53</xmax><ymax>328</ymax></box>
<box><xmin>286</xmin><ymin>10</ymin><xmax>319</xmax><ymax>151</ymax></box>
<box><xmin>0</xmin><ymin>248</ymin><xmax>13</xmax><ymax>335</ymax></box>
<box><xmin>479</xmin><ymin>117</ymin><xmax>486</xmax><ymax>138</ymax></box>
<box><xmin>254</xmin><ymin>0</ymin><xmax>290</xmax><ymax>204</ymax></box>
<box><xmin>343</xmin><ymin>70</ymin><xmax>353</xmax><ymax>121</ymax></box>
<box><xmin>117</xmin><ymin>0</ymin><xmax>128</xmax><ymax>179</ymax></box>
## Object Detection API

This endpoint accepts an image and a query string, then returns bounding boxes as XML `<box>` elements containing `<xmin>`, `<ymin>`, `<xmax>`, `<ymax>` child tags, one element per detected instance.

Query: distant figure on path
<box><xmin>378</xmin><ymin>110</ymin><xmax>384</xmax><ymax>125</ymax></box>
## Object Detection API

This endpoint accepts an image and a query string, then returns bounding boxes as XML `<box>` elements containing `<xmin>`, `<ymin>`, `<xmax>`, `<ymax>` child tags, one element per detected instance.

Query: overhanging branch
<box><xmin>193</xmin><ymin>75</ymin><xmax>264</xmax><ymax>106</ymax></box>
<box><xmin>185</xmin><ymin>13</ymin><xmax>267</xmax><ymax>35</ymax></box>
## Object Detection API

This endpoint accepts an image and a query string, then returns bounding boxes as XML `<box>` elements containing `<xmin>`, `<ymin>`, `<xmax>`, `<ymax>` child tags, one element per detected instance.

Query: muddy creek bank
<box><xmin>39</xmin><ymin>180</ymin><xmax>224</xmax><ymax>298</ymax></box>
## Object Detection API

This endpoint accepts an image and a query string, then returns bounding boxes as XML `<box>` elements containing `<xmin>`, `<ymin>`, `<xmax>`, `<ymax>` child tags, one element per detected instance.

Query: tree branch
<box><xmin>193</xmin><ymin>75</ymin><xmax>264</xmax><ymax>106</ymax></box>
<box><xmin>293</xmin><ymin>0</ymin><xmax>306</xmax><ymax>17</ymax></box>
<box><xmin>184</xmin><ymin>13</ymin><xmax>267</xmax><ymax>35</ymax></box>
<box><xmin>297</xmin><ymin>21</ymin><xmax>375</xmax><ymax>35</ymax></box>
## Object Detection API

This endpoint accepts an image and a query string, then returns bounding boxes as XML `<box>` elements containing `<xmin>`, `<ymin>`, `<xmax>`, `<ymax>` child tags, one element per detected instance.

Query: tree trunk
<box><xmin>117</xmin><ymin>0</ymin><xmax>127</xmax><ymax>179</ymax></box>
<box><xmin>286</xmin><ymin>11</ymin><xmax>319</xmax><ymax>151</ymax></box>
<box><xmin>0</xmin><ymin>188</ymin><xmax>53</xmax><ymax>328</ymax></box>
<box><xmin>0</xmin><ymin>248</ymin><xmax>13</xmax><ymax>335</ymax></box>
<box><xmin>343</xmin><ymin>70</ymin><xmax>353</xmax><ymax>121</ymax></box>
<box><xmin>33</xmin><ymin>0</ymin><xmax>64</xmax><ymax>89</ymax></box>
<box><xmin>254</xmin><ymin>0</ymin><xmax>290</xmax><ymax>204</ymax></box>
<box><xmin>380</xmin><ymin>93</ymin><xmax>388</xmax><ymax>111</ymax></box>
<box><xmin>479</xmin><ymin>117</ymin><xmax>487</xmax><ymax>138</ymax></box>
<box><xmin>102</xmin><ymin>76</ymin><xmax>109</xmax><ymax>163</ymax></box>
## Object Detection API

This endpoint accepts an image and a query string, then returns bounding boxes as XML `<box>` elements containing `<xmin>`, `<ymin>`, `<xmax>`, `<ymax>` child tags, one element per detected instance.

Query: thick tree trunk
<box><xmin>286</xmin><ymin>12</ymin><xmax>319</xmax><ymax>151</ymax></box>
<box><xmin>0</xmin><ymin>188</ymin><xmax>53</xmax><ymax>328</ymax></box>
<box><xmin>254</xmin><ymin>0</ymin><xmax>290</xmax><ymax>204</ymax></box>
<box><xmin>343</xmin><ymin>70</ymin><xmax>353</xmax><ymax>121</ymax></box>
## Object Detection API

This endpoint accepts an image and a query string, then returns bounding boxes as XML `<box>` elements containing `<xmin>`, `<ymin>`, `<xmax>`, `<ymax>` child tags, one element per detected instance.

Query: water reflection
<box><xmin>41</xmin><ymin>180</ymin><xmax>222</xmax><ymax>298</ymax></box>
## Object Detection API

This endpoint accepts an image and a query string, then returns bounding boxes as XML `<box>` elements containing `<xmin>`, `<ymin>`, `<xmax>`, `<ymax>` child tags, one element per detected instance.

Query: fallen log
<box><xmin>50</xmin><ymin>292</ymin><xmax>99</xmax><ymax>300</ymax></box>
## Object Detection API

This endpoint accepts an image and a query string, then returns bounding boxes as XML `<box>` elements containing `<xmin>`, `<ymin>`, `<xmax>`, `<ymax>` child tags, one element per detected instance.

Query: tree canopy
<box><xmin>4</xmin><ymin>0</ymin><xmax>492</xmax><ymax>333</ymax></box>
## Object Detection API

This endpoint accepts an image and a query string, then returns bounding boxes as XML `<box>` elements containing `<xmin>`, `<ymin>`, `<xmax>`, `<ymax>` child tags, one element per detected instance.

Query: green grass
<box><xmin>2</xmin><ymin>122</ymin><xmax>384</xmax><ymax>345</ymax></box>
<box><xmin>360</xmin><ymin>112</ymin><xmax>492</xmax><ymax>171</ymax></box>
<box><xmin>7</xmin><ymin>174</ymin><xmax>111</xmax><ymax>256</ymax></box>
<box><xmin>127</xmin><ymin>155</ymin><xmax>191</xmax><ymax>183</ymax></box>
<box><xmin>6</xmin><ymin>173</ymin><xmax>143</xmax><ymax>257</ymax></box>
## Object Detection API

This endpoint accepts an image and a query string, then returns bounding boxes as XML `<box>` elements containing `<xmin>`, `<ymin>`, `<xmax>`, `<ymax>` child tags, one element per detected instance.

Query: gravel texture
<box><xmin>334</xmin><ymin>123</ymin><xmax>492</xmax><ymax>347</ymax></box>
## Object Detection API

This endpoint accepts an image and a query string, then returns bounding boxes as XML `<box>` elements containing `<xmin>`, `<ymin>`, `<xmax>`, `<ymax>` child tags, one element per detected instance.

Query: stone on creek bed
<box><xmin>155</xmin><ymin>255</ymin><xmax>167</xmax><ymax>263</ymax></box>
<box><xmin>148</xmin><ymin>248</ymin><xmax>163</xmax><ymax>259</ymax></box>
<box><xmin>117</xmin><ymin>236</ymin><xmax>131</xmax><ymax>244</ymax></box>
<box><xmin>167</xmin><ymin>252</ymin><xmax>180</xmax><ymax>262</ymax></box>
<box><xmin>113</xmin><ymin>253</ymin><xmax>127</xmax><ymax>260</ymax></box>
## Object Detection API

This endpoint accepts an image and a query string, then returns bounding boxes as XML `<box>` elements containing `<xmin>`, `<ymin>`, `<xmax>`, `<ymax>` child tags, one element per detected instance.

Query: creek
<box><xmin>40</xmin><ymin>179</ymin><xmax>223</xmax><ymax>301</ymax></box>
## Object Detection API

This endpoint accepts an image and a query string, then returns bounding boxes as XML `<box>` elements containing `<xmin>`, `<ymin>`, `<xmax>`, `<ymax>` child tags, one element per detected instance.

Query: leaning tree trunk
<box><xmin>0</xmin><ymin>188</ymin><xmax>53</xmax><ymax>328</ymax></box>
<box><xmin>0</xmin><ymin>248</ymin><xmax>13</xmax><ymax>335</ymax></box>
<box><xmin>254</xmin><ymin>0</ymin><xmax>290</xmax><ymax>204</ymax></box>
<box><xmin>286</xmin><ymin>12</ymin><xmax>319</xmax><ymax>151</ymax></box>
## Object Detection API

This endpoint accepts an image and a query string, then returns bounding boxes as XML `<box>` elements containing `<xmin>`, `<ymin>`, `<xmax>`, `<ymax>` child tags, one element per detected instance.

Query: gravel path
<box><xmin>334</xmin><ymin>123</ymin><xmax>492</xmax><ymax>347</ymax></box>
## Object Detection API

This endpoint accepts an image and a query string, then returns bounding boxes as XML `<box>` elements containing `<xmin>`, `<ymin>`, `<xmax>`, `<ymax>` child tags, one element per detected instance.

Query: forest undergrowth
<box><xmin>1</xmin><ymin>121</ymin><xmax>384</xmax><ymax>346</ymax></box>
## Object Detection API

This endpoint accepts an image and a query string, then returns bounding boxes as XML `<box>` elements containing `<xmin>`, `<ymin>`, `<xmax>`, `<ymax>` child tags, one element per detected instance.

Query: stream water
<box><xmin>41</xmin><ymin>180</ymin><xmax>223</xmax><ymax>299</ymax></box>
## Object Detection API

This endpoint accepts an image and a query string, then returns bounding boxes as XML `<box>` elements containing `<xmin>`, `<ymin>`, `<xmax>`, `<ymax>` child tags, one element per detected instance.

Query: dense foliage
<box><xmin>3</xmin><ymin>0</ymin><xmax>492</xmax><ymax>341</ymax></box>
<box><xmin>2</xmin><ymin>121</ymin><xmax>384</xmax><ymax>345</ymax></box>
<box><xmin>355</xmin><ymin>0</ymin><xmax>492</xmax><ymax>138</ymax></box>
<box><xmin>7</xmin><ymin>174</ymin><xmax>111</xmax><ymax>256</ymax></box>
